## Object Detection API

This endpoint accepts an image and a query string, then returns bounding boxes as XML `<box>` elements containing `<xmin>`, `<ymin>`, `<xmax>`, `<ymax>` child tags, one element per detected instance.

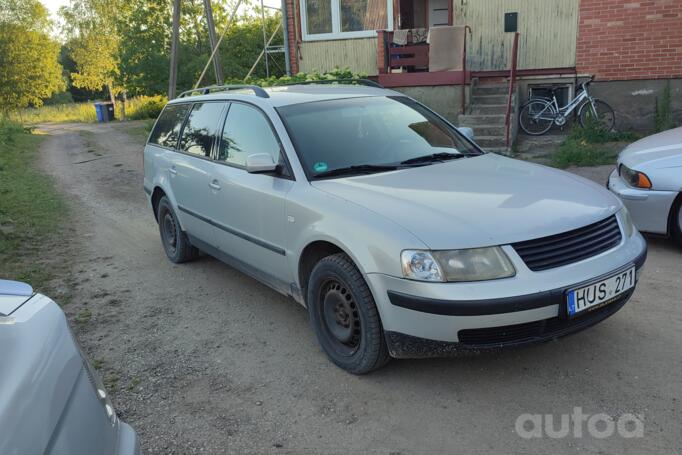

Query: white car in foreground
<box><xmin>608</xmin><ymin>126</ymin><xmax>682</xmax><ymax>246</ymax></box>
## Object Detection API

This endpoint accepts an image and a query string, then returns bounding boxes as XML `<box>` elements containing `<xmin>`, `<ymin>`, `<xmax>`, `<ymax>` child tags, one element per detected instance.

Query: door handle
<box><xmin>209</xmin><ymin>180</ymin><xmax>221</xmax><ymax>191</ymax></box>
<box><xmin>169</xmin><ymin>166</ymin><xmax>177</xmax><ymax>176</ymax></box>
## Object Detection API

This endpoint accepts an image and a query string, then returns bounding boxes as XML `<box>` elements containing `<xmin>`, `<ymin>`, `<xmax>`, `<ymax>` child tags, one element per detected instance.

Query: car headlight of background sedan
<box><xmin>401</xmin><ymin>247</ymin><xmax>516</xmax><ymax>282</ymax></box>
<box><xmin>619</xmin><ymin>164</ymin><xmax>652</xmax><ymax>189</ymax></box>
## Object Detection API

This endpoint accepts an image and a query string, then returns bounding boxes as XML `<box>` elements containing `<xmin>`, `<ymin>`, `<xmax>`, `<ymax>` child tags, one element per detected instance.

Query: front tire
<box><xmin>157</xmin><ymin>196</ymin><xmax>199</xmax><ymax>263</ymax></box>
<box><xmin>307</xmin><ymin>253</ymin><xmax>390</xmax><ymax>374</ymax></box>
<box><xmin>579</xmin><ymin>99</ymin><xmax>615</xmax><ymax>131</ymax></box>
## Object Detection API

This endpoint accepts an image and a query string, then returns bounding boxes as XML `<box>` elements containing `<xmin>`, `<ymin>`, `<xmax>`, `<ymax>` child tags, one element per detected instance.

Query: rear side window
<box><xmin>178</xmin><ymin>102</ymin><xmax>225</xmax><ymax>157</ymax></box>
<box><xmin>149</xmin><ymin>103</ymin><xmax>191</xmax><ymax>149</ymax></box>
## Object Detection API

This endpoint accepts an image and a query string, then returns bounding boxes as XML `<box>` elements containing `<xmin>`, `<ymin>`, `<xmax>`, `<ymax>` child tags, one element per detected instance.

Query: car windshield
<box><xmin>277</xmin><ymin>96</ymin><xmax>482</xmax><ymax>179</ymax></box>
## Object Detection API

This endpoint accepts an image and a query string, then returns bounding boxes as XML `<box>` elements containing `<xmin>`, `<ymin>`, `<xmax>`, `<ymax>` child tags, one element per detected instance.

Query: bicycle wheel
<box><xmin>579</xmin><ymin>99</ymin><xmax>615</xmax><ymax>131</ymax></box>
<box><xmin>519</xmin><ymin>100</ymin><xmax>556</xmax><ymax>136</ymax></box>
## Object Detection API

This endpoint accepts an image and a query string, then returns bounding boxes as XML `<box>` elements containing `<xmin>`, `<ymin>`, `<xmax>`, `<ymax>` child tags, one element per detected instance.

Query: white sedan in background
<box><xmin>609</xmin><ymin>126</ymin><xmax>682</xmax><ymax>247</ymax></box>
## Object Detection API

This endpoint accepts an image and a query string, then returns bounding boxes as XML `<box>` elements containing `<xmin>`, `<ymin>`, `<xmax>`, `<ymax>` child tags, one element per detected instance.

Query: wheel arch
<box><xmin>151</xmin><ymin>186</ymin><xmax>167</xmax><ymax>222</ymax></box>
<box><xmin>297</xmin><ymin>240</ymin><xmax>352</xmax><ymax>302</ymax></box>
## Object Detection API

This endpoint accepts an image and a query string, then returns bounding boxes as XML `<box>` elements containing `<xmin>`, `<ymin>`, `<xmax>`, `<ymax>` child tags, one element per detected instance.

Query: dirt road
<box><xmin>38</xmin><ymin>122</ymin><xmax>681</xmax><ymax>454</ymax></box>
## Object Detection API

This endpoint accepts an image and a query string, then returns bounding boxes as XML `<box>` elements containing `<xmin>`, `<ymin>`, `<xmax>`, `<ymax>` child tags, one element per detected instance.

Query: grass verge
<box><xmin>0</xmin><ymin>119</ymin><xmax>67</xmax><ymax>291</ymax></box>
<box><xmin>551</xmin><ymin>122</ymin><xmax>639</xmax><ymax>169</ymax></box>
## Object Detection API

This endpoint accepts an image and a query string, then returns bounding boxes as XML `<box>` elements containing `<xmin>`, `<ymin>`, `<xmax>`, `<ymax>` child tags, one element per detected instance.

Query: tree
<box><xmin>0</xmin><ymin>0</ymin><xmax>64</xmax><ymax>111</ymax></box>
<box><xmin>60</xmin><ymin>0</ymin><xmax>124</xmax><ymax>105</ymax></box>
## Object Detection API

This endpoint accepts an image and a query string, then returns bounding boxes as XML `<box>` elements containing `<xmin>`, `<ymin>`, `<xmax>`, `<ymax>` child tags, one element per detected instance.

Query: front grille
<box><xmin>512</xmin><ymin>215</ymin><xmax>622</xmax><ymax>271</ymax></box>
<box><xmin>457</xmin><ymin>291</ymin><xmax>631</xmax><ymax>347</ymax></box>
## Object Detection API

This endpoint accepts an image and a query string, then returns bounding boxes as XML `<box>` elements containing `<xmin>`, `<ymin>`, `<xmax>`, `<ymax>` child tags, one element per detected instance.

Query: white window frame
<box><xmin>300</xmin><ymin>0</ymin><xmax>393</xmax><ymax>41</ymax></box>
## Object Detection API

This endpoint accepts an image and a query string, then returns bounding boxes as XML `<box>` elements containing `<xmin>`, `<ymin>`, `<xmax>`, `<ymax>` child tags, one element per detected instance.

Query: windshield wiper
<box><xmin>313</xmin><ymin>164</ymin><xmax>400</xmax><ymax>179</ymax></box>
<box><xmin>400</xmin><ymin>152</ymin><xmax>465</xmax><ymax>165</ymax></box>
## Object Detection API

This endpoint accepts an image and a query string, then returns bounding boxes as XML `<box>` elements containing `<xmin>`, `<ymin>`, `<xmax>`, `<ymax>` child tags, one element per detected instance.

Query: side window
<box><xmin>218</xmin><ymin>103</ymin><xmax>282</xmax><ymax>167</ymax></box>
<box><xmin>149</xmin><ymin>103</ymin><xmax>191</xmax><ymax>149</ymax></box>
<box><xmin>178</xmin><ymin>102</ymin><xmax>225</xmax><ymax>157</ymax></box>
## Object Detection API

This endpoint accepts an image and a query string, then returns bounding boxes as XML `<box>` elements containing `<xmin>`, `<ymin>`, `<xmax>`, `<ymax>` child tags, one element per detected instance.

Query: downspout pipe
<box><xmin>281</xmin><ymin>0</ymin><xmax>292</xmax><ymax>76</ymax></box>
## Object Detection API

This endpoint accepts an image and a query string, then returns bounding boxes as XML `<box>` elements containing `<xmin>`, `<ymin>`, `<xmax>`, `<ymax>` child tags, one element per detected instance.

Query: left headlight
<box><xmin>401</xmin><ymin>247</ymin><xmax>516</xmax><ymax>282</ymax></box>
<box><xmin>619</xmin><ymin>164</ymin><xmax>652</xmax><ymax>189</ymax></box>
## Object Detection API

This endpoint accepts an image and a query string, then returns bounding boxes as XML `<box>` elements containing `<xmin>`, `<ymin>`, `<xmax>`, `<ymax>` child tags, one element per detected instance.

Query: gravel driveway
<box><xmin>38</xmin><ymin>122</ymin><xmax>681</xmax><ymax>454</ymax></box>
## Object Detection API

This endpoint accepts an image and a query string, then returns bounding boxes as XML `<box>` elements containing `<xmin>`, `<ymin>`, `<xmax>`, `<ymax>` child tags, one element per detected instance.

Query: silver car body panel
<box><xmin>0</xmin><ymin>284</ymin><xmax>139</xmax><ymax>455</ymax></box>
<box><xmin>609</xmin><ymin>126</ymin><xmax>682</xmax><ymax>234</ymax></box>
<box><xmin>144</xmin><ymin>85</ymin><xmax>647</xmax><ymax>345</ymax></box>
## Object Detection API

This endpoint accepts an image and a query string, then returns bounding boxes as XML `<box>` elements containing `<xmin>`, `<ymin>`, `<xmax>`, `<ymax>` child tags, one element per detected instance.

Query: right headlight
<box><xmin>401</xmin><ymin>247</ymin><xmax>516</xmax><ymax>282</ymax></box>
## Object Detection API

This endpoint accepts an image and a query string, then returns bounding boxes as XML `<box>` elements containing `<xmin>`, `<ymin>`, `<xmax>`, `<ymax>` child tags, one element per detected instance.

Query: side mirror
<box><xmin>245</xmin><ymin>153</ymin><xmax>277</xmax><ymax>174</ymax></box>
<box><xmin>458</xmin><ymin>127</ymin><xmax>475</xmax><ymax>141</ymax></box>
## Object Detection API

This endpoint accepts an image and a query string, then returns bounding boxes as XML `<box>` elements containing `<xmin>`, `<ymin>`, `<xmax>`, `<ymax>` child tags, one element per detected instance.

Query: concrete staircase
<box><xmin>459</xmin><ymin>83</ymin><xmax>516</xmax><ymax>154</ymax></box>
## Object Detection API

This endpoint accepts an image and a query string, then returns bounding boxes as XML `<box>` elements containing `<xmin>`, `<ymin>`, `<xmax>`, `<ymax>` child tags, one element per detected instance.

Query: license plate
<box><xmin>567</xmin><ymin>266</ymin><xmax>635</xmax><ymax>317</ymax></box>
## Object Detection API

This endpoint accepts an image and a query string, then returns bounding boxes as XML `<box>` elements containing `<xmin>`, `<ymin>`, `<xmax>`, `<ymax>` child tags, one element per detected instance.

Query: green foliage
<box><xmin>44</xmin><ymin>91</ymin><xmax>75</xmax><ymax>106</ymax></box>
<box><xmin>0</xmin><ymin>118</ymin><xmax>66</xmax><ymax>289</ymax></box>
<box><xmin>654</xmin><ymin>81</ymin><xmax>673</xmax><ymax>133</ymax></box>
<box><xmin>243</xmin><ymin>68</ymin><xmax>368</xmax><ymax>86</ymax></box>
<box><xmin>551</xmin><ymin>122</ymin><xmax>639</xmax><ymax>168</ymax></box>
<box><xmin>126</xmin><ymin>95</ymin><xmax>168</xmax><ymax>120</ymax></box>
<box><xmin>60</xmin><ymin>0</ymin><xmax>123</xmax><ymax>100</ymax></box>
<box><xmin>0</xmin><ymin>118</ymin><xmax>27</xmax><ymax>144</ymax></box>
<box><xmin>0</xmin><ymin>0</ymin><xmax>65</xmax><ymax>110</ymax></box>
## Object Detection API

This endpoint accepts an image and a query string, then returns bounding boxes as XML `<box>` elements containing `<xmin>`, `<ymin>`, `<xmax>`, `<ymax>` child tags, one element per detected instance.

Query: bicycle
<box><xmin>519</xmin><ymin>78</ymin><xmax>615</xmax><ymax>136</ymax></box>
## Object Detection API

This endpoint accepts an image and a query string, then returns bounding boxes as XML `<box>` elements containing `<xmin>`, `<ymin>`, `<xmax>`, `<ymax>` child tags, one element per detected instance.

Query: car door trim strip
<box><xmin>177</xmin><ymin>204</ymin><xmax>286</xmax><ymax>256</ymax></box>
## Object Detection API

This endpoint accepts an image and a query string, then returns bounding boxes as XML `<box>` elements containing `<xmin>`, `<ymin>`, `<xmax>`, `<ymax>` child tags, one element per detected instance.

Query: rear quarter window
<box><xmin>148</xmin><ymin>103</ymin><xmax>191</xmax><ymax>149</ymax></box>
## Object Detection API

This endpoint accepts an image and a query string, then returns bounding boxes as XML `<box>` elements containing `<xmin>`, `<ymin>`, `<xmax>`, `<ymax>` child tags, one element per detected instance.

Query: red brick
<box><xmin>577</xmin><ymin>0</ymin><xmax>682</xmax><ymax>80</ymax></box>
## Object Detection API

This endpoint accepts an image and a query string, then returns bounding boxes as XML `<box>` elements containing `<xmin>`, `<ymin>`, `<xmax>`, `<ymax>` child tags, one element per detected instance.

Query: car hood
<box><xmin>312</xmin><ymin>154</ymin><xmax>620</xmax><ymax>250</ymax></box>
<box><xmin>619</xmin><ymin>126</ymin><xmax>682</xmax><ymax>170</ymax></box>
<box><xmin>0</xmin><ymin>294</ymin><xmax>84</xmax><ymax>455</ymax></box>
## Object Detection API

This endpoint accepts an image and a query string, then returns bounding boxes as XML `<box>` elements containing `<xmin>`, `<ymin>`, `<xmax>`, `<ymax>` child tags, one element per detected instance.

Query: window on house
<box><xmin>302</xmin><ymin>0</ymin><xmax>389</xmax><ymax>39</ymax></box>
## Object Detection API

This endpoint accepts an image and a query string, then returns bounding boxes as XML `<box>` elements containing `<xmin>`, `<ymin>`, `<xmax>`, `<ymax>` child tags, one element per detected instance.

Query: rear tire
<box><xmin>157</xmin><ymin>196</ymin><xmax>199</xmax><ymax>263</ymax></box>
<box><xmin>307</xmin><ymin>253</ymin><xmax>390</xmax><ymax>374</ymax></box>
<box><xmin>519</xmin><ymin>100</ymin><xmax>555</xmax><ymax>136</ymax></box>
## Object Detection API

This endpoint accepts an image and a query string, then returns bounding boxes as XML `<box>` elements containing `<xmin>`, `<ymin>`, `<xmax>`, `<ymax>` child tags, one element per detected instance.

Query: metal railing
<box><xmin>505</xmin><ymin>32</ymin><xmax>520</xmax><ymax>148</ymax></box>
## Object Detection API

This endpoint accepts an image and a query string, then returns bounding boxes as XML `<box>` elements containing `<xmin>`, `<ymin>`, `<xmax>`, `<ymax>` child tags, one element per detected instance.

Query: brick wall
<box><xmin>576</xmin><ymin>0</ymin><xmax>682</xmax><ymax>80</ymax></box>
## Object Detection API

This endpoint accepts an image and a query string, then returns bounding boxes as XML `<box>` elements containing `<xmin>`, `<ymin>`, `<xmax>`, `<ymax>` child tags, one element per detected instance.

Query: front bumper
<box><xmin>366</xmin><ymin>231</ymin><xmax>647</xmax><ymax>358</ymax></box>
<box><xmin>608</xmin><ymin>169</ymin><xmax>677</xmax><ymax>235</ymax></box>
<box><xmin>116</xmin><ymin>422</ymin><xmax>140</xmax><ymax>455</ymax></box>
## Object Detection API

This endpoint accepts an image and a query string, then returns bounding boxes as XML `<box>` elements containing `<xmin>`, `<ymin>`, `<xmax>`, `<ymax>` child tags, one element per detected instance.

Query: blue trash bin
<box><xmin>94</xmin><ymin>103</ymin><xmax>104</xmax><ymax>123</ymax></box>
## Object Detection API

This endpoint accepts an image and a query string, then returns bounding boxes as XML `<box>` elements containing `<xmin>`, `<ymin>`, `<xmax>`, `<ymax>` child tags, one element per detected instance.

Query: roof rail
<box><xmin>177</xmin><ymin>84</ymin><xmax>270</xmax><ymax>99</ymax></box>
<box><xmin>281</xmin><ymin>79</ymin><xmax>384</xmax><ymax>89</ymax></box>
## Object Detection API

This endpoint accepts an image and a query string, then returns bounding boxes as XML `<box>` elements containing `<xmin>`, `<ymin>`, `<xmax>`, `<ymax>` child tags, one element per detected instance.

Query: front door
<box><xmin>208</xmin><ymin>102</ymin><xmax>294</xmax><ymax>289</ymax></box>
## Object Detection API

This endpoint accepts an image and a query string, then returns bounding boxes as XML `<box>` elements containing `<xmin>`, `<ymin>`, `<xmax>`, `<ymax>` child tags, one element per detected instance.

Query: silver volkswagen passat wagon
<box><xmin>143</xmin><ymin>82</ymin><xmax>647</xmax><ymax>374</ymax></box>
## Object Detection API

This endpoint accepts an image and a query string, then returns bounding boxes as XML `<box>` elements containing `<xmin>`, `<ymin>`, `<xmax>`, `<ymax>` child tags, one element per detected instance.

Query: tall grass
<box><xmin>12</xmin><ymin>95</ymin><xmax>167</xmax><ymax>124</ymax></box>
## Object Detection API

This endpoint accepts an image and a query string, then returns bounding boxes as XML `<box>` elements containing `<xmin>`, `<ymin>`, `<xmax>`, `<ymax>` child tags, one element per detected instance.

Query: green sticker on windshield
<box><xmin>313</xmin><ymin>162</ymin><xmax>328</xmax><ymax>173</ymax></box>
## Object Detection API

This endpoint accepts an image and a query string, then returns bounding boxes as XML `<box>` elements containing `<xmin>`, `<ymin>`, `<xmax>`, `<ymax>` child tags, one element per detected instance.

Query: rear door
<box><xmin>169</xmin><ymin>101</ymin><xmax>226</xmax><ymax>246</ymax></box>
<box><xmin>208</xmin><ymin>102</ymin><xmax>294</xmax><ymax>290</ymax></box>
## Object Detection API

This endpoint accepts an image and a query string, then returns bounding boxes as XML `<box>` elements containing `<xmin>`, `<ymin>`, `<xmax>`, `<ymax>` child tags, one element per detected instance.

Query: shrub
<box><xmin>654</xmin><ymin>81</ymin><xmax>673</xmax><ymax>133</ymax></box>
<box><xmin>125</xmin><ymin>95</ymin><xmax>167</xmax><ymax>120</ymax></box>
